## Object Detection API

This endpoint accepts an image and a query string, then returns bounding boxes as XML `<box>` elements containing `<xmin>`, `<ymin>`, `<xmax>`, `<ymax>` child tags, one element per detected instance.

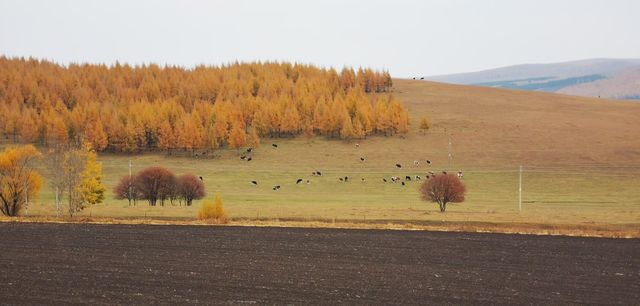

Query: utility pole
<box><xmin>518</xmin><ymin>165</ymin><xmax>523</xmax><ymax>212</ymax></box>
<box><xmin>129</xmin><ymin>159</ymin><xmax>132</xmax><ymax>206</ymax></box>
<box><xmin>448</xmin><ymin>134</ymin><xmax>453</xmax><ymax>170</ymax></box>
<box><xmin>25</xmin><ymin>181</ymin><xmax>29</xmax><ymax>217</ymax></box>
<box><xmin>55</xmin><ymin>187</ymin><xmax>59</xmax><ymax>217</ymax></box>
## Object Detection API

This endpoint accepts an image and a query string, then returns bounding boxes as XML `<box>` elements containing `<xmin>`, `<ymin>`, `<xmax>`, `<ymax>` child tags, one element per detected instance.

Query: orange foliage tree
<box><xmin>0</xmin><ymin>57</ymin><xmax>409</xmax><ymax>153</ymax></box>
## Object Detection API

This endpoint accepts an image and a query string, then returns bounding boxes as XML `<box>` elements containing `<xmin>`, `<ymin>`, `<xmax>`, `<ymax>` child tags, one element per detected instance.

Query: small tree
<box><xmin>197</xmin><ymin>194</ymin><xmax>227</xmax><ymax>222</ymax></box>
<box><xmin>419</xmin><ymin>116</ymin><xmax>430</xmax><ymax>134</ymax></box>
<box><xmin>177</xmin><ymin>174</ymin><xmax>206</xmax><ymax>206</ymax></box>
<box><xmin>63</xmin><ymin>145</ymin><xmax>106</xmax><ymax>217</ymax></box>
<box><xmin>420</xmin><ymin>173</ymin><xmax>466</xmax><ymax>212</ymax></box>
<box><xmin>77</xmin><ymin>148</ymin><xmax>106</xmax><ymax>208</ymax></box>
<box><xmin>135</xmin><ymin>167</ymin><xmax>176</xmax><ymax>206</ymax></box>
<box><xmin>113</xmin><ymin>175</ymin><xmax>139</xmax><ymax>206</ymax></box>
<box><xmin>0</xmin><ymin>145</ymin><xmax>43</xmax><ymax>216</ymax></box>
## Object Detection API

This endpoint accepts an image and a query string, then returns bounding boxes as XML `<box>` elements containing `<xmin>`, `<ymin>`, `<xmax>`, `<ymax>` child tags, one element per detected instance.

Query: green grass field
<box><xmin>17</xmin><ymin>136</ymin><xmax>640</xmax><ymax>226</ymax></box>
<box><xmin>9</xmin><ymin>79</ymin><xmax>640</xmax><ymax>227</ymax></box>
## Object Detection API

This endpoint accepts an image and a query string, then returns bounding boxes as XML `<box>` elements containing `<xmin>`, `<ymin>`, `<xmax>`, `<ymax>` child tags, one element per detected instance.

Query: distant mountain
<box><xmin>424</xmin><ymin>59</ymin><xmax>640</xmax><ymax>100</ymax></box>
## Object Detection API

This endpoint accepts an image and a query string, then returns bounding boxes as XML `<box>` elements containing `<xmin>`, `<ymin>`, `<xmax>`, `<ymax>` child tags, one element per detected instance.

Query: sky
<box><xmin>1</xmin><ymin>0</ymin><xmax>639</xmax><ymax>77</ymax></box>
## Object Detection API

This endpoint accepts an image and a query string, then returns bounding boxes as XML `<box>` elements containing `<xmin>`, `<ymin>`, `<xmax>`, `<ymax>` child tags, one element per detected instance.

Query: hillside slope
<box><xmin>393</xmin><ymin>79</ymin><xmax>640</xmax><ymax>168</ymax></box>
<box><xmin>424</xmin><ymin>59</ymin><xmax>640</xmax><ymax>99</ymax></box>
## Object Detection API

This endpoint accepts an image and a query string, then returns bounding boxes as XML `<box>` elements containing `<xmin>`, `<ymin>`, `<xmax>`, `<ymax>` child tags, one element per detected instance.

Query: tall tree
<box><xmin>228</xmin><ymin>120</ymin><xmax>246</xmax><ymax>150</ymax></box>
<box><xmin>0</xmin><ymin>145</ymin><xmax>43</xmax><ymax>216</ymax></box>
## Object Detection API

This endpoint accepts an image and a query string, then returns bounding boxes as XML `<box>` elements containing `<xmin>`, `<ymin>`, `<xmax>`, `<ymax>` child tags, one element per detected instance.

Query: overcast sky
<box><xmin>1</xmin><ymin>0</ymin><xmax>638</xmax><ymax>77</ymax></box>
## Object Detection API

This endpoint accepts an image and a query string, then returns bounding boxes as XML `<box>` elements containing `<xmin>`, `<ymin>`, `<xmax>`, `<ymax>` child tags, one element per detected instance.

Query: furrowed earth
<box><xmin>0</xmin><ymin>223</ymin><xmax>638</xmax><ymax>305</ymax></box>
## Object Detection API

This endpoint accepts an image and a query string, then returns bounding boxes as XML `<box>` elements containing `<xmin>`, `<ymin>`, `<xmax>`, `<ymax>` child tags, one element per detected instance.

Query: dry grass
<box><xmin>1</xmin><ymin>215</ymin><xmax>637</xmax><ymax>238</ymax></box>
<box><xmin>3</xmin><ymin>80</ymin><xmax>640</xmax><ymax>233</ymax></box>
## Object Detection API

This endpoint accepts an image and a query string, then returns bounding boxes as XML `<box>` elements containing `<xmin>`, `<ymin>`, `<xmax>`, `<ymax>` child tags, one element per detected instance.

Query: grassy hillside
<box><xmin>425</xmin><ymin>58</ymin><xmax>640</xmax><ymax>99</ymax></box>
<box><xmin>17</xmin><ymin>79</ymin><xmax>640</xmax><ymax>226</ymax></box>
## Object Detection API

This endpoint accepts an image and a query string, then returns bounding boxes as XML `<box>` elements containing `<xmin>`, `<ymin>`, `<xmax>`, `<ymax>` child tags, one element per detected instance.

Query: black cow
<box><xmin>272</xmin><ymin>144</ymin><xmax>278</xmax><ymax>148</ymax></box>
<box><xmin>296</xmin><ymin>179</ymin><xmax>303</xmax><ymax>184</ymax></box>
<box><xmin>395</xmin><ymin>163</ymin><xmax>402</xmax><ymax>168</ymax></box>
<box><xmin>251</xmin><ymin>181</ymin><xmax>258</xmax><ymax>186</ymax></box>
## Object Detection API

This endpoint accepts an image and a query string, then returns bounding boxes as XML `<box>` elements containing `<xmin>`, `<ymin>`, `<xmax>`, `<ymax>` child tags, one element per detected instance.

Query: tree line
<box><xmin>114</xmin><ymin>167</ymin><xmax>206</xmax><ymax>206</ymax></box>
<box><xmin>0</xmin><ymin>57</ymin><xmax>409</xmax><ymax>154</ymax></box>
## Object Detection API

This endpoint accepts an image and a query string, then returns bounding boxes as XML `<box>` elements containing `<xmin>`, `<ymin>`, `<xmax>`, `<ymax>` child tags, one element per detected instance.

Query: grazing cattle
<box><xmin>401</xmin><ymin>182</ymin><xmax>406</xmax><ymax>186</ymax></box>
<box><xmin>412</xmin><ymin>77</ymin><xmax>416</xmax><ymax>80</ymax></box>
<box><xmin>355</xmin><ymin>143</ymin><xmax>359</xmax><ymax>148</ymax></box>
<box><xmin>391</xmin><ymin>176</ymin><xmax>400</xmax><ymax>183</ymax></box>
<box><xmin>296</xmin><ymin>178</ymin><xmax>303</xmax><ymax>184</ymax></box>
<box><xmin>344</xmin><ymin>176</ymin><xmax>349</xmax><ymax>182</ymax></box>
<box><xmin>426</xmin><ymin>160</ymin><xmax>432</xmax><ymax>165</ymax></box>
<box><xmin>395</xmin><ymin>163</ymin><xmax>402</xmax><ymax>168</ymax></box>
<box><xmin>457</xmin><ymin>171</ymin><xmax>464</xmax><ymax>178</ymax></box>
<box><xmin>360</xmin><ymin>157</ymin><xmax>366</xmax><ymax>162</ymax></box>
<box><xmin>361</xmin><ymin>178</ymin><xmax>365</xmax><ymax>182</ymax></box>
<box><xmin>383</xmin><ymin>178</ymin><xmax>388</xmax><ymax>183</ymax></box>
<box><xmin>316</xmin><ymin>171</ymin><xmax>323</xmax><ymax>176</ymax></box>
<box><xmin>272</xmin><ymin>144</ymin><xmax>278</xmax><ymax>148</ymax></box>
<box><xmin>195</xmin><ymin>153</ymin><xmax>199</xmax><ymax>158</ymax></box>
<box><xmin>420</xmin><ymin>77</ymin><xmax>425</xmax><ymax>80</ymax></box>
<box><xmin>339</xmin><ymin>177</ymin><xmax>344</xmax><ymax>182</ymax></box>
<box><xmin>428</xmin><ymin>171</ymin><xmax>435</xmax><ymax>175</ymax></box>
<box><xmin>247</xmin><ymin>148</ymin><xmax>253</xmax><ymax>153</ymax></box>
<box><xmin>442</xmin><ymin>171</ymin><xmax>447</xmax><ymax>175</ymax></box>
<box><xmin>306</xmin><ymin>180</ymin><xmax>310</xmax><ymax>184</ymax></box>
<box><xmin>426</xmin><ymin>175</ymin><xmax>430</xmax><ymax>179</ymax></box>
<box><xmin>414</xmin><ymin>160</ymin><xmax>420</xmax><ymax>167</ymax></box>
<box><xmin>251</xmin><ymin>181</ymin><xmax>258</xmax><ymax>186</ymax></box>
<box><xmin>405</xmin><ymin>175</ymin><xmax>411</xmax><ymax>181</ymax></box>
<box><xmin>273</xmin><ymin>185</ymin><xmax>281</xmax><ymax>191</ymax></box>
<box><xmin>247</xmin><ymin>157</ymin><xmax>252</xmax><ymax>161</ymax></box>
<box><xmin>240</xmin><ymin>155</ymin><xmax>246</xmax><ymax>160</ymax></box>
<box><xmin>199</xmin><ymin>176</ymin><xmax>204</xmax><ymax>181</ymax></box>
<box><xmin>415</xmin><ymin>175</ymin><xmax>421</xmax><ymax>180</ymax></box>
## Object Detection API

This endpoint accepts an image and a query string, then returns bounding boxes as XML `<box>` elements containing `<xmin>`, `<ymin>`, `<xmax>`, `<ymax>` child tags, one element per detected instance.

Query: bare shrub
<box><xmin>420</xmin><ymin>173</ymin><xmax>466</xmax><ymax>212</ymax></box>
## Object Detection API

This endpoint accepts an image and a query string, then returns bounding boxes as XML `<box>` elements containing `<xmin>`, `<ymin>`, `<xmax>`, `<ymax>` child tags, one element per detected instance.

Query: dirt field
<box><xmin>1</xmin><ymin>223</ymin><xmax>638</xmax><ymax>305</ymax></box>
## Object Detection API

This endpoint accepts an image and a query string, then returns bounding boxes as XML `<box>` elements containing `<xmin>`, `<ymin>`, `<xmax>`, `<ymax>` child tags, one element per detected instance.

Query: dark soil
<box><xmin>0</xmin><ymin>223</ymin><xmax>638</xmax><ymax>305</ymax></box>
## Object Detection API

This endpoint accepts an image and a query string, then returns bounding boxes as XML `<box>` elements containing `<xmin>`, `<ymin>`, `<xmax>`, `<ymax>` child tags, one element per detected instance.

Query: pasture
<box><xmin>12</xmin><ymin>79</ymin><xmax>640</xmax><ymax>228</ymax></box>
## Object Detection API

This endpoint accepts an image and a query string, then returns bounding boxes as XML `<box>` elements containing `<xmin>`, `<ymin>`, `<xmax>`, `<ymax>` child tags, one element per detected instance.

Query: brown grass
<box><xmin>394</xmin><ymin>79</ymin><xmax>640</xmax><ymax>168</ymax></box>
<box><xmin>1</xmin><ymin>215</ymin><xmax>637</xmax><ymax>239</ymax></box>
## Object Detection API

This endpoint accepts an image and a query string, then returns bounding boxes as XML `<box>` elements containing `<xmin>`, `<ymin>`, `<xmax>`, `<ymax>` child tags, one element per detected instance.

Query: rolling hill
<box><xmin>425</xmin><ymin>59</ymin><xmax>640</xmax><ymax>100</ymax></box>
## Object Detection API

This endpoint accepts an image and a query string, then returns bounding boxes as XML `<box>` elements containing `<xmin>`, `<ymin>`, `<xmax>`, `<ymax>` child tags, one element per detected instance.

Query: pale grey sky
<box><xmin>1</xmin><ymin>0</ymin><xmax>638</xmax><ymax>77</ymax></box>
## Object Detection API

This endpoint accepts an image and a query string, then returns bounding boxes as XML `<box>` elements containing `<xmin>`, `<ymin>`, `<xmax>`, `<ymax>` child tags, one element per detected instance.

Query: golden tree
<box><xmin>228</xmin><ymin>120</ymin><xmax>246</xmax><ymax>150</ymax></box>
<box><xmin>0</xmin><ymin>145</ymin><xmax>43</xmax><ymax>216</ymax></box>
<box><xmin>419</xmin><ymin>116</ymin><xmax>431</xmax><ymax>134</ymax></box>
